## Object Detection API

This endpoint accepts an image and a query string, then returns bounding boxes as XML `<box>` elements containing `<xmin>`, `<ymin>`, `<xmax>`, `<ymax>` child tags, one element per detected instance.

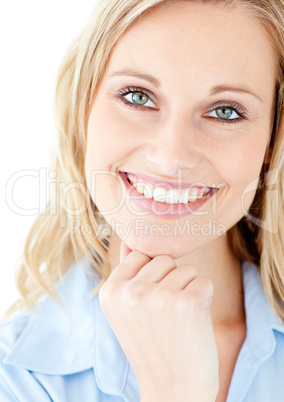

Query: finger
<box><xmin>134</xmin><ymin>255</ymin><xmax>177</xmax><ymax>282</ymax></box>
<box><xmin>185</xmin><ymin>276</ymin><xmax>214</xmax><ymax>308</ymax></box>
<box><xmin>108</xmin><ymin>243</ymin><xmax>151</xmax><ymax>281</ymax></box>
<box><xmin>157</xmin><ymin>264</ymin><xmax>197</xmax><ymax>290</ymax></box>
<box><xmin>120</xmin><ymin>241</ymin><xmax>133</xmax><ymax>263</ymax></box>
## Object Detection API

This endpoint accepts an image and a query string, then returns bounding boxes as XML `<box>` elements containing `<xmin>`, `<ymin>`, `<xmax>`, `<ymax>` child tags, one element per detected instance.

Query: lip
<box><xmin>124</xmin><ymin>171</ymin><xmax>211</xmax><ymax>190</ymax></box>
<box><xmin>119</xmin><ymin>171</ymin><xmax>219</xmax><ymax>219</ymax></box>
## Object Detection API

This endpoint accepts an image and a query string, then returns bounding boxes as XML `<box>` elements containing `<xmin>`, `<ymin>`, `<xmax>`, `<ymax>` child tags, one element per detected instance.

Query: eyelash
<box><xmin>115</xmin><ymin>85</ymin><xmax>247</xmax><ymax>124</ymax></box>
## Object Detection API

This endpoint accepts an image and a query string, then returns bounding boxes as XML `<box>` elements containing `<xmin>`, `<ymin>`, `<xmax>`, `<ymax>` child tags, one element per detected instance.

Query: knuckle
<box><xmin>131</xmin><ymin>250</ymin><xmax>145</xmax><ymax>258</ymax></box>
<box><xmin>153</xmin><ymin>254</ymin><xmax>175</xmax><ymax>265</ymax></box>
<box><xmin>153</xmin><ymin>285</ymin><xmax>173</xmax><ymax>300</ymax></box>
<box><xmin>189</xmin><ymin>276</ymin><xmax>214</xmax><ymax>307</ymax></box>
<box><xmin>99</xmin><ymin>280</ymin><xmax>116</xmax><ymax>307</ymax></box>
<box><xmin>123</xmin><ymin>280</ymin><xmax>147</xmax><ymax>305</ymax></box>
<box><xmin>196</xmin><ymin>276</ymin><xmax>214</xmax><ymax>293</ymax></box>
<box><xmin>149</xmin><ymin>286</ymin><xmax>174</xmax><ymax>308</ymax></box>
<box><xmin>177</xmin><ymin>264</ymin><xmax>197</xmax><ymax>276</ymax></box>
<box><xmin>131</xmin><ymin>250</ymin><xmax>152</xmax><ymax>263</ymax></box>
<box><xmin>175</xmin><ymin>293</ymin><xmax>191</xmax><ymax>311</ymax></box>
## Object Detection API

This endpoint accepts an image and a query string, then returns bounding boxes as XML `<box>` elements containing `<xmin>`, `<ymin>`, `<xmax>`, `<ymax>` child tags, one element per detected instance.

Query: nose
<box><xmin>145</xmin><ymin>114</ymin><xmax>203</xmax><ymax>176</ymax></box>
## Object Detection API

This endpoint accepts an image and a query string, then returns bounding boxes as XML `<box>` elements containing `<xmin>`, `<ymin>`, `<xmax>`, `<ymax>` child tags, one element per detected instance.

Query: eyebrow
<box><xmin>108</xmin><ymin>69</ymin><xmax>263</xmax><ymax>102</ymax></box>
<box><xmin>109</xmin><ymin>69</ymin><xmax>160</xmax><ymax>88</ymax></box>
<box><xmin>209</xmin><ymin>85</ymin><xmax>263</xmax><ymax>102</ymax></box>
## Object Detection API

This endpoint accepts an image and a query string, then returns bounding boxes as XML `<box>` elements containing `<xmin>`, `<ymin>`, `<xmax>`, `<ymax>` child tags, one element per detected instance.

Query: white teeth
<box><xmin>132</xmin><ymin>180</ymin><xmax>153</xmax><ymax>198</ymax></box>
<box><xmin>127</xmin><ymin>173</ymin><xmax>210</xmax><ymax>204</ymax></box>
<box><xmin>153</xmin><ymin>187</ymin><xmax>168</xmax><ymax>202</ymax></box>
<box><xmin>188</xmin><ymin>189</ymin><xmax>198</xmax><ymax>202</ymax></box>
<box><xmin>143</xmin><ymin>183</ymin><xmax>153</xmax><ymax>198</ymax></box>
<box><xmin>166</xmin><ymin>189</ymin><xmax>180</xmax><ymax>204</ymax></box>
<box><xmin>135</xmin><ymin>181</ymin><xmax>145</xmax><ymax>194</ymax></box>
<box><xmin>179</xmin><ymin>188</ymin><xmax>190</xmax><ymax>204</ymax></box>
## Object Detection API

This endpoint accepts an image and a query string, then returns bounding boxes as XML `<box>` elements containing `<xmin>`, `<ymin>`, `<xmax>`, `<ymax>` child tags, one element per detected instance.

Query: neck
<box><xmin>174</xmin><ymin>235</ymin><xmax>245</xmax><ymax>328</ymax></box>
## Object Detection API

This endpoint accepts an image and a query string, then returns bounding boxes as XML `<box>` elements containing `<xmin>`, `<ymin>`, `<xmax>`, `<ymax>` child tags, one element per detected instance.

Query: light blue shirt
<box><xmin>0</xmin><ymin>260</ymin><xmax>284</xmax><ymax>401</ymax></box>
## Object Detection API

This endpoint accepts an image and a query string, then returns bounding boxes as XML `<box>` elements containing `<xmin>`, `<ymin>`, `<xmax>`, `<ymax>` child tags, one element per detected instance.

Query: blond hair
<box><xmin>3</xmin><ymin>0</ymin><xmax>284</xmax><ymax>323</ymax></box>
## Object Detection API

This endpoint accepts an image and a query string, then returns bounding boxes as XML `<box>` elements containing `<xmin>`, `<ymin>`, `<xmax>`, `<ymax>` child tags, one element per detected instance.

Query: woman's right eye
<box><xmin>125</xmin><ymin>91</ymin><xmax>156</xmax><ymax>107</ymax></box>
<box><xmin>117</xmin><ymin>88</ymin><xmax>158</xmax><ymax>110</ymax></box>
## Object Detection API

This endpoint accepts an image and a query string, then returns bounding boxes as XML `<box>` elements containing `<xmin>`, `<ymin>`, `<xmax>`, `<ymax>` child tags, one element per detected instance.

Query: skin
<box><xmin>85</xmin><ymin>1</ymin><xmax>276</xmax><ymax>399</ymax></box>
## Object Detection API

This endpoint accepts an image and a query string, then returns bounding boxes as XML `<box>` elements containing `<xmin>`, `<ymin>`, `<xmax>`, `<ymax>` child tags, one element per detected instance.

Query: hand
<box><xmin>99</xmin><ymin>242</ymin><xmax>219</xmax><ymax>402</ymax></box>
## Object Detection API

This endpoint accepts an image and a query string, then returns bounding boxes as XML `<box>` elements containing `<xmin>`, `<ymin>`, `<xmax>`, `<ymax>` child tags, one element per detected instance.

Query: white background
<box><xmin>0</xmin><ymin>1</ymin><xmax>97</xmax><ymax>319</ymax></box>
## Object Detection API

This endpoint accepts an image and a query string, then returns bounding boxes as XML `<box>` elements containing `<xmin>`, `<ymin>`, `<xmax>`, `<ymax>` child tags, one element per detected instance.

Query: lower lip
<box><xmin>119</xmin><ymin>172</ymin><xmax>219</xmax><ymax>219</ymax></box>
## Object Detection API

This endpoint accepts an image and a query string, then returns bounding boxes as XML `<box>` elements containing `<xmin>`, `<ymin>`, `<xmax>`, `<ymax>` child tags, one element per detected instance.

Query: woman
<box><xmin>1</xmin><ymin>0</ymin><xmax>284</xmax><ymax>401</ymax></box>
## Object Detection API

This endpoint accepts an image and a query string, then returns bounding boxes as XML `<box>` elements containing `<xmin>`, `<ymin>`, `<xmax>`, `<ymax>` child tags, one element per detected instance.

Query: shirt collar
<box><xmin>3</xmin><ymin>259</ymin><xmax>284</xmax><ymax>394</ymax></box>
<box><xmin>242</xmin><ymin>261</ymin><xmax>284</xmax><ymax>363</ymax></box>
<box><xmin>3</xmin><ymin>261</ymin><xmax>96</xmax><ymax>375</ymax></box>
<box><xmin>3</xmin><ymin>259</ymin><xmax>136</xmax><ymax>397</ymax></box>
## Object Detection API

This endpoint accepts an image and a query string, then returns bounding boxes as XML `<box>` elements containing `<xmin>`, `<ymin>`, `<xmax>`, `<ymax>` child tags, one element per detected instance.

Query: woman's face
<box><xmin>85</xmin><ymin>1</ymin><xmax>276</xmax><ymax>258</ymax></box>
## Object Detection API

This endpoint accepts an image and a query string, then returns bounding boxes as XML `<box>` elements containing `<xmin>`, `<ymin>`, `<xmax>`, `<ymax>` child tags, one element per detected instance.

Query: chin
<box><xmin>127</xmin><ymin>235</ymin><xmax>194</xmax><ymax>260</ymax></box>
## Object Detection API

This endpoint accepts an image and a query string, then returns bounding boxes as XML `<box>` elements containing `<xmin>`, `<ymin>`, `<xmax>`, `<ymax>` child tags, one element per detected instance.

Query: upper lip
<box><xmin>120</xmin><ymin>171</ymin><xmax>216</xmax><ymax>190</ymax></box>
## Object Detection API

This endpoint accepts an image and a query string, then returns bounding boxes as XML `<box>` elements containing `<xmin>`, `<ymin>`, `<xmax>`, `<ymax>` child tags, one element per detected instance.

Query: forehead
<box><xmin>105</xmin><ymin>1</ymin><xmax>276</xmax><ymax>101</ymax></box>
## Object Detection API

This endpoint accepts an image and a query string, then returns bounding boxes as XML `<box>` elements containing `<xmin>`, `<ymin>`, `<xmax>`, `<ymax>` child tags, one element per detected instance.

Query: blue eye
<box><xmin>124</xmin><ymin>91</ymin><xmax>157</xmax><ymax>108</ymax></box>
<box><xmin>206</xmin><ymin>102</ymin><xmax>246</xmax><ymax>123</ymax></box>
<box><xmin>210</xmin><ymin>106</ymin><xmax>240</xmax><ymax>120</ymax></box>
<box><xmin>116</xmin><ymin>86</ymin><xmax>158</xmax><ymax>110</ymax></box>
<box><xmin>131</xmin><ymin>92</ymin><xmax>148</xmax><ymax>105</ymax></box>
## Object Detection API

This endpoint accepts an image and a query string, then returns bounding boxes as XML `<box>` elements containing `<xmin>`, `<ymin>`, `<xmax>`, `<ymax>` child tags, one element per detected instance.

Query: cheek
<box><xmin>86</xmin><ymin>109</ymin><xmax>125</xmax><ymax>170</ymax></box>
<box><xmin>85</xmin><ymin>105</ymin><xmax>136</xmax><ymax>213</ymax></box>
<box><xmin>215</xmin><ymin>135</ymin><xmax>268</xmax><ymax>212</ymax></box>
<box><xmin>86</xmin><ymin>99</ymin><xmax>150</xmax><ymax>171</ymax></box>
<box><xmin>88</xmin><ymin>172</ymin><xmax>125</xmax><ymax>216</ymax></box>
<box><xmin>214</xmin><ymin>130</ymin><xmax>268</xmax><ymax>182</ymax></box>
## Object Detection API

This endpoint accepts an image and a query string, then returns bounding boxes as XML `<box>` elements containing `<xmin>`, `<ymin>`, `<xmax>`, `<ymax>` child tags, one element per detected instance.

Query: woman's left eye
<box><xmin>206</xmin><ymin>107</ymin><xmax>243</xmax><ymax>121</ymax></box>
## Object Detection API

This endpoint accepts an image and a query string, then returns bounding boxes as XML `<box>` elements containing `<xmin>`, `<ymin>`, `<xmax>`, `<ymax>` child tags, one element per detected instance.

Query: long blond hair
<box><xmin>3</xmin><ymin>0</ymin><xmax>284</xmax><ymax>323</ymax></box>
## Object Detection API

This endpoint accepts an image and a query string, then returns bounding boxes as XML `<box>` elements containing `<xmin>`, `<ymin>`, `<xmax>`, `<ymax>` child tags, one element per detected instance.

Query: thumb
<box><xmin>120</xmin><ymin>241</ymin><xmax>133</xmax><ymax>263</ymax></box>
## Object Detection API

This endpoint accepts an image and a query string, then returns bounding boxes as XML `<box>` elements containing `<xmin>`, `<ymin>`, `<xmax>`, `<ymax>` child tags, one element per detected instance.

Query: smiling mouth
<box><xmin>118</xmin><ymin>171</ymin><xmax>219</xmax><ymax>220</ymax></box>
<box><xmin>120</xmin><ymin>171</ymin><xmax>218</xmax><ymax>205</ymax></box>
